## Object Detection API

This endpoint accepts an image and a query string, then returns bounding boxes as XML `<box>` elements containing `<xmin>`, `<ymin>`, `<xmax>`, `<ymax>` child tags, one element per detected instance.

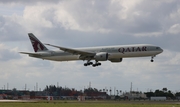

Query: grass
<box><xmin>0</xmin><ymin>100</ymin><xmax>180</xmax><ymax>107</ymax></box>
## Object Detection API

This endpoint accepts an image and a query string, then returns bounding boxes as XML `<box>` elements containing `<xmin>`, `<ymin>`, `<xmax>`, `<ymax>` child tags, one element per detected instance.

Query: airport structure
<box><xmin>0</xmin><ymin>85</ymin><xmax>179</xmax><ymax>101</ymax></box>
<box><xmin>120</xmin><ymin>91</ymin><xmax>147</xmax><ymax>100</ymax></box>
<box><xmin>0</xmin><ymin>87</ymin><xmax>107</xmax><ymax>100</ymax></box>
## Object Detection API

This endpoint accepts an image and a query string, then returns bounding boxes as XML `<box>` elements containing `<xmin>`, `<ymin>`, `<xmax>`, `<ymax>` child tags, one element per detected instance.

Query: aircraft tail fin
<box><xmin>28</xmin><ymin>33</ymin><xmax>48</xmax><ymax>52</ymax></box>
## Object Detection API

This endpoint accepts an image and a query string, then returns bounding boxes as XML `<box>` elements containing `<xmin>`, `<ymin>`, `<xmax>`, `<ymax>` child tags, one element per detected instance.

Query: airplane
<box><xmin>20</xmin><ymin>33</ymin><xmax>163</xmax><ymax>67</ymax></box>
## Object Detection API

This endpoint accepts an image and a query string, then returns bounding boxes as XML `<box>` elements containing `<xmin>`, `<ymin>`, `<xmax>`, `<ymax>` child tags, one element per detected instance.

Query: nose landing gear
<box><xmin>151</xmin><ymin>56</ymin><xmax>155</xmax><ymax>62</ymax></box>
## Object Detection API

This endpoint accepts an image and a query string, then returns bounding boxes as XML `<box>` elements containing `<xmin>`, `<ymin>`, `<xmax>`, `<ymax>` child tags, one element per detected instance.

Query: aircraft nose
<box><xmin>160</xmin><ymin>48</ymin><xmax>163</xmax><ymax>53</ymax></box>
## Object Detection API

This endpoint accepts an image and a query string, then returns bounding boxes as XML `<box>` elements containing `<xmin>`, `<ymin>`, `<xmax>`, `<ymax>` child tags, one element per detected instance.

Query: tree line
<box><xmin>44</xmin><ymin>85</ymin><xmax>180</xmax><ymax>99</ymax></box>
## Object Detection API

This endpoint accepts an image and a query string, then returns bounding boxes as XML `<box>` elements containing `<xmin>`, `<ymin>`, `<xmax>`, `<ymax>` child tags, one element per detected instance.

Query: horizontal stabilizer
<box><xmin>19</xmin><ymin>52</ymin><xmax>42</xmax><ymax>57</ymax></box>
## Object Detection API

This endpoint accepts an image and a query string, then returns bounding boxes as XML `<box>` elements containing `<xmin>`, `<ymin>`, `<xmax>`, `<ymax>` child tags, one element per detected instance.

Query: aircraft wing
<box><xmin>45</xmin><ymin>44</ymin><xmax>95</xmax><ymax>56</ymax></box>
<box><xmin>19</xmin><ymin>52</ymin><xmax>42</xmax><ymax>57</ymax></box>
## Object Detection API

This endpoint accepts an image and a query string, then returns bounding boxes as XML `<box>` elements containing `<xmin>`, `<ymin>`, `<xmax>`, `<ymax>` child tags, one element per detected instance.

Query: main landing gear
<box><xmin>92</xmin><ymin>61</ymin><xmax>101</xmax><ymax>67</ymax></box>
<box><xmin>84</xmin><ymin>61</ymin><xmax>93</xmax><ymax>66</ymax></box>
<box><xmin>84</xmin><ymin>60</ymin><xmax>101</xmax><ymax>67</ymax></box>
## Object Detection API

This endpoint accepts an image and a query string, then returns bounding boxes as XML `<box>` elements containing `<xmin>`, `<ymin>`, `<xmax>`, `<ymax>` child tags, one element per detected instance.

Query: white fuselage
<box><xmin>30</xmin><ymin>44</ymin><xmax>163</xmax><ymax>62</ymax></box>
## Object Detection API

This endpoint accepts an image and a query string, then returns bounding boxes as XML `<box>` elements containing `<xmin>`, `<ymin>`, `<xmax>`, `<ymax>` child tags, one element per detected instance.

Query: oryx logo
<box><xmin>30</xmin><ymin>36</ymin><xmax>44</xmax><ymax>52</ymax></box>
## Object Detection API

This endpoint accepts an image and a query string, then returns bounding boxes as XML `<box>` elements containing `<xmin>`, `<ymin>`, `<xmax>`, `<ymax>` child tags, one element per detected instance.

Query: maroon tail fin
<box><xmin>28</xmin><ymin>33</ymin><xmax>48</xmax><ymax>52</ymax></box>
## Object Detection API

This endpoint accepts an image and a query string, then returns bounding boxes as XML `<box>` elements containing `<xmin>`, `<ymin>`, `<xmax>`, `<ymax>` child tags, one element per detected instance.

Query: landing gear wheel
<box><xmin>151</xmin><ymin>56</ymin><xmax>155</xmax><ymax>62</ymax></box>
<box><xmin>89</xmin><ymin>62</ymin><xmax>93</xmax><ymax>65</ymax></box>
<box><xmin>84</xmin><ymin>60</ymin><xmax>93</xmax><ymax>66</ymax></box>
<box><xmin>92</xmin><ymin>64</ymin><xmax>96</xmax><ymax>67</ymax></box>
<box><xmin>84</xmin><ymin>60</ymin><xmax>102</xmax><ymax>67</ymax></box>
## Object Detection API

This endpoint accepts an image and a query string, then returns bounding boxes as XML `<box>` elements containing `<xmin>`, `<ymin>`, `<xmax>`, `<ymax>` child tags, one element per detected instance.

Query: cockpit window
<box><xmin>156</xmin><ymin>47</ymin><xmax>159</xmax><ymax>49</ymax></box>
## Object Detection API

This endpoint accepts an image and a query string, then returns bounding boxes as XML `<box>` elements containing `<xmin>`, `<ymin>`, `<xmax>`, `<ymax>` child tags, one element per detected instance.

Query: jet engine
<box><xmin>109</xmin><ymin>58</ymin><xmax>123</xmax><ymax>62</ymax></box>
<box><xmin>94</xmin><ymin>52</ymin><xmax>108</xmax><ymax>61</ymax></box>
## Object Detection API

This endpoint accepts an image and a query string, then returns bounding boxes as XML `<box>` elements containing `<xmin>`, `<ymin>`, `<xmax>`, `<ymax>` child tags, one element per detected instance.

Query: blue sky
<box><xmin>0</xmin><ymin>0</ymin><xmax>180</xmax><ymax>94</ymax></box>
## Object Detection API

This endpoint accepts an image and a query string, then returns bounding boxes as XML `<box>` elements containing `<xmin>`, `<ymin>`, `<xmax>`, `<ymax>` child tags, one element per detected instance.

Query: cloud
<box><xmin>0</xmin><ymin>0</ymin><xmax>60</xmax><ymax>5</ymax></box>
<box><xmin>1</xmin><ymin>0</ymin><xmax>180</xmax><ymax>39</ymax></box>
<box><xmin>0</xmin><ymin>44</ymin><xmax>20</xmax><ymax>61</ymax></box>
<box><xmin>168</xmin><ymin>24</ymin><xmax>180</xmax><ymax>34</ymax></box>
<box><xmin>15</xmin><ymin>1</ymin><xmax>113</xmax><ymax>34</ymax></box>
<box><xmin>134</xmin><ymin>32</ymin><xmax>163</xmax><ymax>37</ymax></box>
<box><xmin>0</xmin><ymin>15</ymin><xmax>26</xmax><ymax>42</ymax></box>
<box><xmin>0</xmin><ymin>0</ymin><xmax>180</xmax><ymax>92</ymax></box>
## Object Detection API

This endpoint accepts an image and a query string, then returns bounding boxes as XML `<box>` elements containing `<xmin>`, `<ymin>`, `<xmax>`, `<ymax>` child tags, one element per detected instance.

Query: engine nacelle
<box><xmin>109</xmin><ymin>58</ymin><xmax>123</xmax><ymax>63</ymax></box>
<box><xmin>94</xmin><ymin>52</ymin><xmax>108</xmax><ymax>61</ymax></box>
